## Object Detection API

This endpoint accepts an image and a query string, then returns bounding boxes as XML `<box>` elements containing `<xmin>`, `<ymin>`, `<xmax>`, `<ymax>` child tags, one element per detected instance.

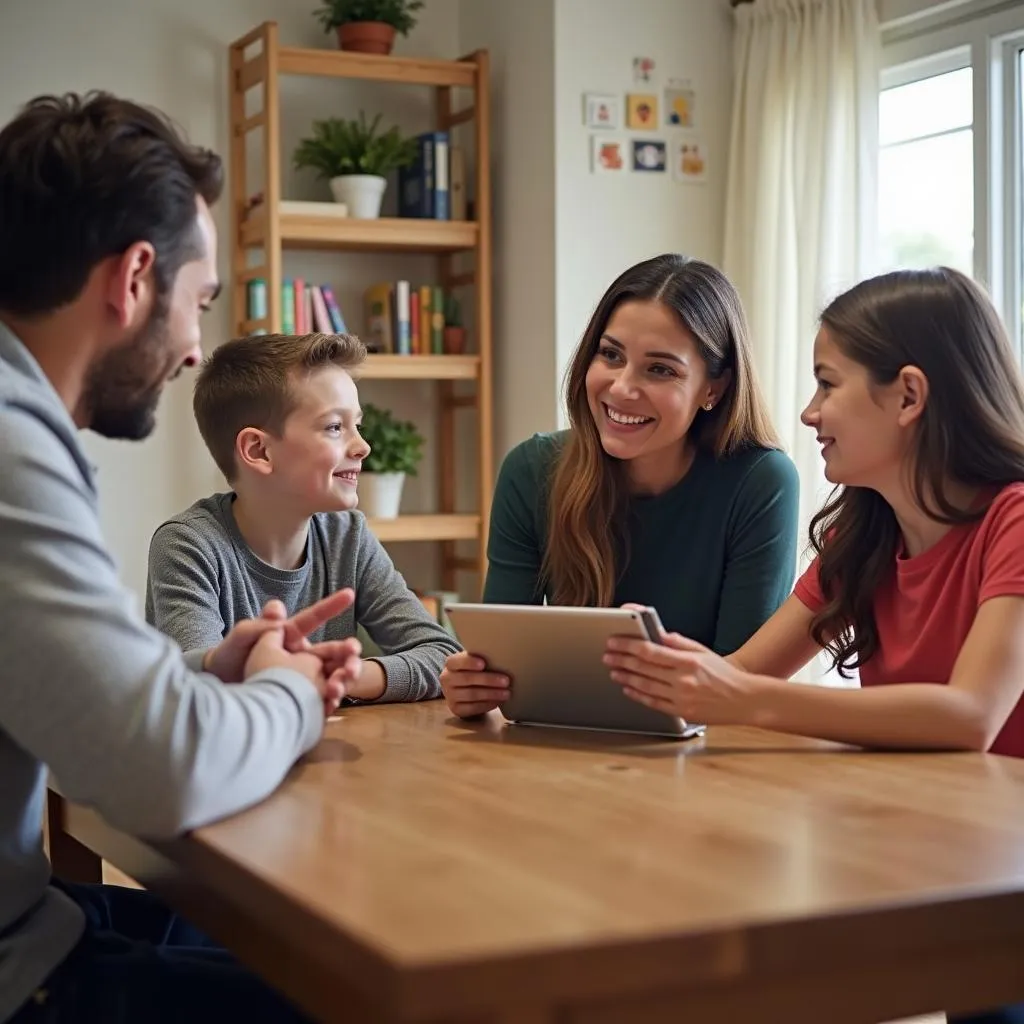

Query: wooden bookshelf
<box><xmin>228</xmin><ymin>23</ymin><xmax>493</xmax><ymax>588</ymax></box>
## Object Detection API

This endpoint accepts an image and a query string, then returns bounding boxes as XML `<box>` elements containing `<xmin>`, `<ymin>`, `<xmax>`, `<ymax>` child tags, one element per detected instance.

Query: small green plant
<box><xmin>293</xmin><ymin>112</ymin><xmax>417</xmax><ymax>179</ymax></box>
<box><xmin>443</xmin><ymin>293</ymin><xmax>462</xmax><ymax>327</ymax></box>
<box><xmin>361</xmin><ymin>402</ymin><xmax>424</xmax><ymax>475</ymax></box>
<box><xmin>313</xmin><ymin>0</ymin><xmax>424</xmax><ymax>35</ymax></box>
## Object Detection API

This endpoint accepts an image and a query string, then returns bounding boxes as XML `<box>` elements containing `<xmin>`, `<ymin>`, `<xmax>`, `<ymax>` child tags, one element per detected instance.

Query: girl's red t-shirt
<box><xmin>794</xmin><ymin>484</ymin><xmax>1024</xmax><ymax>757</ymax></box>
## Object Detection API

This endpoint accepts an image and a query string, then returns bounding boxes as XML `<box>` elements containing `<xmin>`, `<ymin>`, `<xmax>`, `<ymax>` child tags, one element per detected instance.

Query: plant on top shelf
<box><xmin>313</xmin><ymin>0</ymin><xmax>425</xmax><ymax>55</ymax></box>
<box><xmin>293</xmin><ymin>111</ymin><xmax>417</xmax><ymax>219</ymax></box>
<box><xmin>357</xmin><ymin>402</ymin><xmax>425</xmax><ymax>519</ymax></box>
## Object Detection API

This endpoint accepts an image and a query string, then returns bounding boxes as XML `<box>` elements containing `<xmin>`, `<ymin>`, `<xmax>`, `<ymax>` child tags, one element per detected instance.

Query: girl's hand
<box><xmin>440</xmin><ymin>650</ymin><xmax>511</xmax><ymax>719</ymax></box>
<box><xmin>603</xmin><ymin>632</ymin><xmax>756</xmax><ymax>725</ymax></box>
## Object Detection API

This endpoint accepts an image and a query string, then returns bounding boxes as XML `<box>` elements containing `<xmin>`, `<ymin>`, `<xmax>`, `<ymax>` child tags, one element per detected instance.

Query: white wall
<box><xmin>0</xmin><ymin>0</ymin><xmax>462</xmax><ymax>597</ymax></box>
<box><xmin>553</xmin><ymin>0</ymin><xmax>735</xmax><ymax>410</ymax></box>
<box><xmin>458</xmin><ymin>0</ymin><xmax>560</xmax><ymax>457</ymax></box>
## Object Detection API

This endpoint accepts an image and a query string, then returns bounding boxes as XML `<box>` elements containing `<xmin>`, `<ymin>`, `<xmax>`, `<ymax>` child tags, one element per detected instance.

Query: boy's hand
<box><xmin>243</xmin><ymin>629</ymin><xmax>347</xmax><ymax>717</ymax></box>
<box><xmin>203</xmin><ymin>589</ymin><xmax>356</xmax><ymax>682</ymax></box>
<box><xmin>339</xmin><ymin>658</ymin><xmax>387</xmax><ymax>702</ymax></box>
<box><xmin>305</xmin><ymin>639</ymin><xmax>364</xmax><ymax>689</ymax></box>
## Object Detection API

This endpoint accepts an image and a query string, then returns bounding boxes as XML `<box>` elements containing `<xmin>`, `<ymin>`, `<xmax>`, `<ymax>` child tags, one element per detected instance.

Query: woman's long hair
<box><xmin>809</xmin><ymin>267</ymin><xmax>1024</xmax><ymax>676</ymax></box>
<box><xmin>541</xmin><ymin>253</ymin><xmax>779</xmax><ymax>607</ymax></box>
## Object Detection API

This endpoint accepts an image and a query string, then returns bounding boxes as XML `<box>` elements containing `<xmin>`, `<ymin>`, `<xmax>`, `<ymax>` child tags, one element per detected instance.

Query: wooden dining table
<box><xmin>47</xmin><ymin>700</ymin><xmax>1024</xmax><ymax>1023</ymax></box>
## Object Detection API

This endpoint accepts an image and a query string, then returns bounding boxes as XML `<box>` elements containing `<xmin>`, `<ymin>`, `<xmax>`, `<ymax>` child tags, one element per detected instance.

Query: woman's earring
<box><xmin>704</xmin><ymin>400</ymin><xmax>714</xmax><ymax>411</ymax></box>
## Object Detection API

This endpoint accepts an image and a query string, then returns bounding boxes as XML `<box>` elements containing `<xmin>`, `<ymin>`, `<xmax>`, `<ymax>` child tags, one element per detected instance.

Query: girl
<box><xmin>442</xmin><ymin>254</ymin><xmax>799</xmax><ymax>718</ymax></box>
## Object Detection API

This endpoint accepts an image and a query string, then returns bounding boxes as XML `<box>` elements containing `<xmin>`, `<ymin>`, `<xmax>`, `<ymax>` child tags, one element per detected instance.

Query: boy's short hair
<box><xmin>194</xmin><ymin>332</ymin><xmax>366</xmax><ymax>481</ymax></box>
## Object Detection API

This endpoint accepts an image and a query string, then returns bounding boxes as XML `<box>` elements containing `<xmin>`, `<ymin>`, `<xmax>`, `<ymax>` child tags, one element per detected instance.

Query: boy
<box><xmin>146</xmin><ymin>332</ymin><xmax>459</xmax><ymax>702</ymax></box>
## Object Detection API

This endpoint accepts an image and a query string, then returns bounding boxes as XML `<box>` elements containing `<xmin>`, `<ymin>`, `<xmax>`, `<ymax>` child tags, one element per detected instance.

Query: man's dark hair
<box><xmin>0</xmin><ymin>91</ymin><xmax>223</xmax><ymax>316</ymax></box>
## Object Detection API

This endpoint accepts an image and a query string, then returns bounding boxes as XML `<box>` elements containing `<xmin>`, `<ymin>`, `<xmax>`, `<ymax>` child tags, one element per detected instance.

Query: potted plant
<box><xmin>358</xmin><ymin>402</ymin><xmax>424</xmax><ymax>519</ymax></box>
<box><xmin>293</xmin><ymin>112</ymin><xmax>417</xmax><ymax>219</ymax></box>
<box><xmin>313</xmin><ymin>0</ymin><xmax>425</xmax><ymax>55</ymax></box>
<box><xmin>443</xmin><ymin>293</ymin><xmax>466</xmax><ymax>354</ymax></box>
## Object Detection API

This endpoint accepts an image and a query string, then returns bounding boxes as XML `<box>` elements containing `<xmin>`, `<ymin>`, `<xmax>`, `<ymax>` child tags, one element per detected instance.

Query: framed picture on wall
<box><xmin>631</xmin><ymin>139</ymin><xmax>667</xmax><ymax>172</ymax></box>
<box><xmin>583</xmin><ymin>92</ymin><xmax>622</xmax><ymax>130</ymax></box>
<box><xmin>672</xmin><ymin>137</ymin><xmax>707</xmax><ymax>183</ymax></box>
<box><xmin>591</xmin><ymin>135</ymin><xmax>626</xmax><ymax>173</ymax></box>
<box><xmin>626</xmin><ymin>93</ymin><xmax>658</xmax><ymax>130</ymax></box>
<box><xmin>664</xmin><ymin>85</ymin><xmax>696</xmax><ymax>128</ymax></box>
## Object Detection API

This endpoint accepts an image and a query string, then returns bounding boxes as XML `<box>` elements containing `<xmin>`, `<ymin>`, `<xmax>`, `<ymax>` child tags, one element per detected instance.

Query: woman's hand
<box><xmin>440</xmin><ymin>650</ymin><xmax>510</xmax><ymax>719</ymax></box>
<box><xmin>603</xmin><ymin>632</ymin><xmax>757</xmax><ymax>725</ymax></box>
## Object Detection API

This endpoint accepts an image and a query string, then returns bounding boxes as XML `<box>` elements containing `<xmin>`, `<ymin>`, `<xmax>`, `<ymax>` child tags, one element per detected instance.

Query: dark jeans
<box><xmin>11</xmin><ymin>881</ymin><xmax>310</xmax><ymax>1023</ymax></box>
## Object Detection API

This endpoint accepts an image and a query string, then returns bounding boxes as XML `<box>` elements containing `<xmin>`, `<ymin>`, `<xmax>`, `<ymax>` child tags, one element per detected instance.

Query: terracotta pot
<box><xmin>337</xmin><ymin>21</ymin><xmax>396</xmax><ymax>55</ymax></box>
<box><xmin>443</xmin><ymin>326</ymin><xmax>466</xmax><ymax>355</ymax></box>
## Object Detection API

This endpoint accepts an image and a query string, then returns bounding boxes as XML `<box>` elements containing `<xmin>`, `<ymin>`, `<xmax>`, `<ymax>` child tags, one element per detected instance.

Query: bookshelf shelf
<box><xmin>367</xmin><ymin>514</ymin><xmax>480</xmax><ymax>543</ymax></box>
<box><xmin>240</xmin><ymin>214</ymin><xmax>479</xmax><ymax>254</ymax></box>
<box><xmin>228</xmin><ymin>22</ymin><xmax>493</xmax><ymax>591</ymax></box>
<box><xmin>360</xmin><ymin>354</ymin><xmax>479</xmax><ymax>381</ymax></box>
<box><xmin>276</xmin><ymin>46</ymin><xmax>476</xmax><ymax>88</ymax></box>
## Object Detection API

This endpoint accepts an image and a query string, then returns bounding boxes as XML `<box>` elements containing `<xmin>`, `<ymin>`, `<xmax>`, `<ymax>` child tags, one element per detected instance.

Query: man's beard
<box><xmin>83</xmin><ymin>305</ymin><xmax>174</xmax><ymax>441</ymax></box>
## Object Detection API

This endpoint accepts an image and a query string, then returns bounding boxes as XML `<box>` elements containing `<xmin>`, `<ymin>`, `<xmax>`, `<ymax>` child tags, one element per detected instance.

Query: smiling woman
<box><xmin>439</xmin><ymin>254</ymin><xmax>800</xmax><ymax>721</ymax></box>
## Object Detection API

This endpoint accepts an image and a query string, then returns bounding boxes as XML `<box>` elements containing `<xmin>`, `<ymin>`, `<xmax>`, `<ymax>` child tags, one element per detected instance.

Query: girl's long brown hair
<box><xmin>809</xmin><ymin>267</ymin><xmax>1024</xmax><ymax>677</ymax></box>
<box><xmin>541</xmin><ymin>253</ymin><xmax>779</xmax><ymax>607</ymax></box>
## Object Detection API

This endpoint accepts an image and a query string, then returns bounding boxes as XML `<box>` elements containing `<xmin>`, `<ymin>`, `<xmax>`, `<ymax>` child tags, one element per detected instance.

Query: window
<box><xmin>881</xmin><ymin>3</ymin><xmax>1024</xmax><ymax>358</ymax></box>
<box><xmin>878</xmin><ymin>64</ymin><xmax>974</xmax><ymax>274</ymax></box>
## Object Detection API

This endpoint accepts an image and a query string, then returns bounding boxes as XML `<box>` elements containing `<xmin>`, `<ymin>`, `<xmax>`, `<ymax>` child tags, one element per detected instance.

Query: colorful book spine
<box><xmin>247</xmin><ymin>278</ymin><xmax>267</xmax><ymax>335</ymax></box>
<box><xmin>310</xmin><ymin>286</ymin><xmax>333</xmax><ymax>333</ymax></box>
<box><xmin>398</xmin><ymin>134</ymin><xmax>435</xmax><ymax>218</ymax></box>
<box><xmin>395</xmin><ymin>280</ymin><xmax>411</xmax><ymax>354</ymax></box>
<box><xmin>320</xmin><ymin>285</ymin><xmax>347</xmax><ymax>333</ymax></box>
<box><xmin>293</xmin><ymin>277</ymin><xmax>306</xmax><ymax>333</ymax></box>
<box><xmin>419</xmin><ymin>285</ymin><xmax>432</xmax><ymax>350</ymax></box>
<box><xmin>431</xmin><ymin>285</ymin><xmax>445</xmax><ymax>353</ymax></box>
<box><xmin>364</xmin><ymin>283</ymin><xmax>395</xmax><ymax>353</ymax></box>
<box><xmin>281</xmin><ymin>279</ymin><xmax>295</xmax><ymax>335</ymax></box>
<box><xmin>304</xmin><ymin>284</ymin><xmax>314</xmax><ymax>335</ymax></box>
<box><xmin>410</xmin><ymin>291</ymin><xmax>421</xmax><ymax>354</ymax></box>
<box><xmin>434</xmin><ymin>134</ymin><xmax>450</xmax><ymax>220</ymax></box>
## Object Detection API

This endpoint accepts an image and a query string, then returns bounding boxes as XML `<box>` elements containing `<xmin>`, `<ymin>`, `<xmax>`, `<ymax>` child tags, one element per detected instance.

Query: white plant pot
<box><xmin>358</xmin><ymin>471</ymin><xmax>405</xmax><ymax>519</ymax></box>
<box><xmin>329</xmin><ymin>174</ymin><xmax>387</xmax><ymax>219</ymax></box>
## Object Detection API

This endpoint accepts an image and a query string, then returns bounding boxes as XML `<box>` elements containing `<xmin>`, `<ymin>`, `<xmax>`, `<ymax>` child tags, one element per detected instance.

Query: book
<box><xmin>247</xmin><ymin>278</ymin><xmax>267</xmax><ymax>324</ymax></box>
<box><xmin>364</xmin><ymin>282</ymin><xmax>395</xmax><ymax>353</ymax></box>
<box><xmin>410</xmin><ymin>291</ymin><xmax>421</xmax><ymax>354</ymax></box>
<box><xmin>294</xmin><ymin>278</ymin><xmax>306</xmax><ymax>333</ymax></box>
<box><xmin>281</xmin><ymin>279</ymin><xmax>295</xmax><ymax>335</ymax></box>
<box><xmin>431</xmin><ymin>285</ymin><xmax>445</xmax><ymax>353</ymax></box>
<box><xmin>395</xmin><ymin>280</ymin><xmax>411</xmax><ymax>355</ymax></box>
<box><xmin>303</xmin><ymin>285</ymin><xmax>313</xmax><ymax>335</ymax></box>
<box><xmin>320</xmin><ymin>285</ymin><xmax>347</xmax><ymax>333</ymax></box>
<box><xmin>310</xmin><ymin>286</ymin><xmax>333</xmax><ymax>333</ymax></box>
<box><xmin>450</xmin><ymin>145</ymin><xmax>467</xmax><ymax>221</ymax></box>
<box><xmin>434</xmin><ymin>134</ymin><xmax>450</xmax><ymax>220</ymax></box>
<box><xmin>398</xmin><ymin>131</ymin><xmax>450</xmax><ymax>220</ymax></box>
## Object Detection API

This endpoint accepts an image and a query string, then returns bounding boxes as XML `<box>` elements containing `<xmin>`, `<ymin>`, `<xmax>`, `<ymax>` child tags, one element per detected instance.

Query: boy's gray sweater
<box><xmin>146</xmin><ymin>494</ymin><xmax>459</xmax><ymax>704</ymax></box>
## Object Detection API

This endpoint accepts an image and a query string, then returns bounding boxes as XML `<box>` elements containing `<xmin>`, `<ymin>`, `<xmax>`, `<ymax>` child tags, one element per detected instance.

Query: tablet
<box><xmin>445</xmin><ymin>603</ymin><xmax>706</xmax><ymax>740</ymax></box>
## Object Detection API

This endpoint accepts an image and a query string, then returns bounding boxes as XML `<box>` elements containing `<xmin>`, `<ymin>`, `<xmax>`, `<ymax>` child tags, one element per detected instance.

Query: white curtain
<box><xmin>723</xmin><ymin>0</ymin><xmax>881</xmax><ymax>683</ymax></box>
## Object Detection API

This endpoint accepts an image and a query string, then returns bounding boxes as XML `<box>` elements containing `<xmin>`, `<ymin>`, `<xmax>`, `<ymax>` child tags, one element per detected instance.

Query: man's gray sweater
<box><xmin>0</xmin><ymin>323</ymin><xmax>327</xmax><ymax>1021</ymax></box>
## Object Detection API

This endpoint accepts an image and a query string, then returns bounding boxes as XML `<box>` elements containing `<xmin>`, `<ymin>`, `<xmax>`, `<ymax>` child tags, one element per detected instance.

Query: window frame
<box><xmin>882</xmin><ymin>2</ymin><xmax>1024</xmax><ymax>358</ymax></box>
